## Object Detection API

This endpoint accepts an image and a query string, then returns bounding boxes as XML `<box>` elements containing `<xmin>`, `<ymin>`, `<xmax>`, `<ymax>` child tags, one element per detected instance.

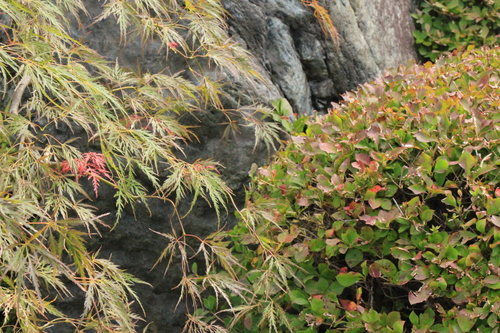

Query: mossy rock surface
<box><xmin>214</xmin><ymin>46</ymin><xmax>500</xmax><ymax>332</ymax></box>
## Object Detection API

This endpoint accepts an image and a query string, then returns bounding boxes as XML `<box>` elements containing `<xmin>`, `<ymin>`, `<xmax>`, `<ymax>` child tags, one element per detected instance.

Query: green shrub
<box><xmin>194</xmin><ymin>46</ymin><xmax>500</xmax><ymax>332</ymax></box>
<box><xmin>413</xmin><ymin>0</ymin><xmax>500</xmax><ymax>61</ymax></box>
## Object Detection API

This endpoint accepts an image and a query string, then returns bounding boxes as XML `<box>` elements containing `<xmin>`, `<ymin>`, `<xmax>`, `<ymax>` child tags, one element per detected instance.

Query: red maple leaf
<box><xmin>61</xmin><ymin>152</ymin><xmax>115</xmax><ymax>197</ymax></box>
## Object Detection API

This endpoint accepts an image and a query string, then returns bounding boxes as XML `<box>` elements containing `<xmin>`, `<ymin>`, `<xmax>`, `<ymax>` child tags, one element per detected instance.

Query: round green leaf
<box><xmin>345</xmin><ymin>248</ymin><xmax>363</xmax><ymax>268</ymax></box>
<box><xmin>336</xmin><ymin>272</ymin><xmax>362</xmax><ymax>287</ymax></box>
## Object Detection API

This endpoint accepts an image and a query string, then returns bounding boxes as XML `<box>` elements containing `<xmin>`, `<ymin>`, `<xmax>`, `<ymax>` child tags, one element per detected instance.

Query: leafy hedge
<box><xmin>413</xmin><ymin>0</ymin><xmax>500</xmax><ymax>61</ymax></box>
<box><xmin>196</xmin><ymin>46</ymin><xmax>500</xmax><ymax>332</ymax></box>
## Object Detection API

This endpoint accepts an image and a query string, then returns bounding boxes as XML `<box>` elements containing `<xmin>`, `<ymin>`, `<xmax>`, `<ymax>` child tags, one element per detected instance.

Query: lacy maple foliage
<box><xmin>61</xmin><ymin>152</ymin><xmax>115</xmax><ymax>197</ymax></box>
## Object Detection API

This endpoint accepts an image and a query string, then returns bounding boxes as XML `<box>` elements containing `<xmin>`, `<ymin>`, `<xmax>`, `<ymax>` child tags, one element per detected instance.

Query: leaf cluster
<box><xmin>413</xmin><ymin>0</ymin><xmax>500</xmax><ymax>61</ymax></box>
<box><xmin>195</xmin><ymin>46</ymin><xmax>500</xmax><ymax>332</ymax></box>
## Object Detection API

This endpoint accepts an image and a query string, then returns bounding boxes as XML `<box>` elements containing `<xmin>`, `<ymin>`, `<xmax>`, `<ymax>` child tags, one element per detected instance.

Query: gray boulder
<box><xmin>223</xmin><ymin>0</ymin><xmax>418</xmax><ymax>113</ymax></box>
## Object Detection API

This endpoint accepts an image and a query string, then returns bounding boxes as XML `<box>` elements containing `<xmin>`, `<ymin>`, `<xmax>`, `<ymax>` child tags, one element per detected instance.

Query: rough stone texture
<box><xmin>51</xmin><ymin>1</ymin><xmax>420</xmax><ymax>332</ymax></box>
<box><xmin>324</xmin><ymin>0</ymin><xmax>418</xmax><ymax>93</ymax></box>
<box><xmin>223</xmin><ymin>0</ymin><xmax>418</xmax><ymax>113</ymax></box>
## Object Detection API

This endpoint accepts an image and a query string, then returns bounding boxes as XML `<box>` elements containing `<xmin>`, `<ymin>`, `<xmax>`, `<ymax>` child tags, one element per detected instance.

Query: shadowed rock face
<box><xmin>50</xmin><ymin>1</ymin><xmax>418</xmax><ymax>332</ymax></box>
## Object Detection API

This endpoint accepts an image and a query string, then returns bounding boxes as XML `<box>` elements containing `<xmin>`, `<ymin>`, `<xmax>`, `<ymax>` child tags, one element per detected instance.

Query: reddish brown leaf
<box><xmin>273</xmin><ymin>210</ymin><xmax>281</xmax><ymax>222</ymax></box>
<box><xmin>339</xmin><ymin>299</ymin><xmax>357</xmax><ymax>311</ymax></box>
<box><xmin>296</xmin><ymin>196</ymin><xmax>310</xmax><ymax>206</ymax></box>
<box><xmin>344</xmin><ymin>201</ymin><xmax>359</xmax><ymax>211</ymax></box>
<box><xmin>377</xmin><ymin>208</ymin><xmax>401</xmax><ymax>223</ymax></box>
<box><xmin>356</xmin><ymin>305</ymin><xmax>365</xmax><ymax>313</ymax></box>
<box><xmin>368</xmin><ymin>160</ymin><xmax>379</xmax><ymax>170</ymax></box>
<box><xmin>355</xmin><ymin>153</ymin><xmax>371</xmax><ymax>165</ymax></box>
<box><xmin>279</xmin><ymin>185</ymin><xmax>287</xmax><ymax>195</ymax></box>
<box><xmin>324</xmin><ymin>229</ymin><xmax>335</xmax><ymax>238</ymax></box>
<box><xmin>360</xmin><ymin>214</ymin><xmax>377</xmax><ymax>226</ymax></box>
<box><xmin>368</xmin><ymin>185</ymin><xmax>385</xmax><ymax>193</ymax></box>
<box><xmin>351</xmin><ymin>161</ymin><xmax>365</xmax><ymax>171</ymax></box>
<box><xmin>277</xmin><ymin>232</ymin><xmax>297</xmax><ymax>244</ymax></box>
<box><xmin>325</xmin><ymin>238</ymin><xmax>341</xmax><ymax>246</ymax></box>
<box><xmin>354</xmin><ymin>130</ymin><xmax>367</xmax><ymax>142</ymax></box>
<box><xmin>369</xmin><ymin>263</ymin><xmax>381</xmax><ymax>278</ymax></box>
<box><xmin>413</xmin><ymin>251</ymin><xmax>422</xmax><ymax>260</ymax></box>
<box><xmin>478</xmin><ymin>72</ymin><xmax>490</xmax><ymax>89</ymax></box>
<box><xmin>331</xmin><ymin>174</ymin><xmax>342</xmax><ymax>185</ymax></box>
<box><xmin>408</xmin><ymin>285</ymin><xmax>432</xmax><ymax>305</ymax></box>
<box><xmin>366</xmin><ymin>124</ymin><xmax>380</xmax><ymax>139</ymax></box>
<box><xmin>319</xmin><ymin>142</ymin><xmax>335</xmax><ymax>153</ymax></box>
<box><xmin>339</xmin><ymin>158</ymin><xmax>350</xmax><ymax>173</ymax></box>
<box><xmin>258</xmin><ymin>168</ymin><xmax>270</xmax><ymax>177</ymax></box>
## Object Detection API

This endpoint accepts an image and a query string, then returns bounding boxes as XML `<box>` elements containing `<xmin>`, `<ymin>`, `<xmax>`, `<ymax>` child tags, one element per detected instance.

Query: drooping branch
<box><xmin>9</xmin><ymin>73</ymin><xmax>35</xmax><ymax>156</ymax></box>
<box><xmin>9</xmin><ymin>73</ymin><xmax>32</xmax><ymax>115</ymax></box>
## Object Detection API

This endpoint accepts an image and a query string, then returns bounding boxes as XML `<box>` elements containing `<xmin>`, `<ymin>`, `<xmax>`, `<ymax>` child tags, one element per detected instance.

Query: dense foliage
<box><xmin>194</xmin><ymin>46</ymin><xmax>500</xmax><ymax>332</ymax></box>
<box><xmin>0</xmin><ymin>0</ymin><xmax>284</xmax><ymax>331</ymax></box>
<box><xmin>412</xmin><ymin>0</ymin><xmax>500</xmax><ymax>61</ymax></box>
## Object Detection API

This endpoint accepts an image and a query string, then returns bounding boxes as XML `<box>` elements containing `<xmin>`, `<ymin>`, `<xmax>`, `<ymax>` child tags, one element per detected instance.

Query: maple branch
<box><xmin>9</xmin><ymin>73</ymin><xmax>32</xmax><ymax>115</ymax></box>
